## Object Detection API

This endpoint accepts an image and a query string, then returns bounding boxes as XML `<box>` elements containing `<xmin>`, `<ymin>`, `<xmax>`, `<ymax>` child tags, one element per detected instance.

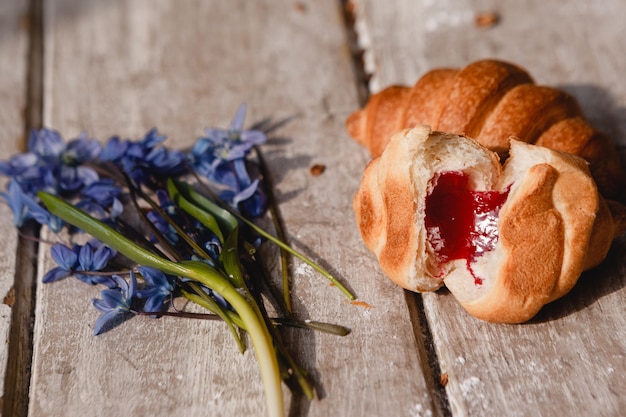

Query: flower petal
<box><xmin>42</xmin><ymin>266</ymin><xmax>72</xmax><ymax>283</ymax></box>
<box><xmin>229</xmin><ymin>103</ymin><xmax>247</xmax><ymax>131</ymax></box>
<box><xmin>50</xmin><ymin>243</ymin><xmax>78</xmax><ymax>269</ymax></box>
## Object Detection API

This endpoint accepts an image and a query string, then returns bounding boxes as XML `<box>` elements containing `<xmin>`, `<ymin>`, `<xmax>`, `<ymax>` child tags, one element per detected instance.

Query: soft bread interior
<box><xmin>353</xmin><ymin>125</ymin><xmax>501</xmax><ymax>292</ymax></box>
<box><xmin>410</xmin><ymin>129</ymin><xmax>502</xmax><ymax>281</ymax></box>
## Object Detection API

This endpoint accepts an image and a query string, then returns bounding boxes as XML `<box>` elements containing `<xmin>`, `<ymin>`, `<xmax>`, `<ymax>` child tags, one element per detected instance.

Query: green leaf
<box><xmin>168</xmin><ymin>178</ymin><xmax>238</xmax><ymax>237</ymax></box>
<box><xmin>166</xmin><ymin>178</ymin><xmax>226</xmax><ymax>243</ymax></box>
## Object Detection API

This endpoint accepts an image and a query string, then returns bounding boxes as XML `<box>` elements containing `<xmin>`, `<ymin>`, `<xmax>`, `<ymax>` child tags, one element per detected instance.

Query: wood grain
<box><xmin>0</xmin><ymin>1</ymin><xmax>33</xmax><ymax>415</ymax></box>
<box><xmin>27</xmin><ymin>1</ymin><xmax>435</xmax><ymax>416</ymax></box>
<box><xmin>355</xmin><ymin>0</ymin><xmax>626</xmax><ymax>415</ymax></box>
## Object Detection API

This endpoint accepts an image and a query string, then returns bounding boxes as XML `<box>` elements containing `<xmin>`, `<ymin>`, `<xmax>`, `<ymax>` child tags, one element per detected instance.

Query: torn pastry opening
<box><xmin>424</xmin><ymin>171</ymin><xmax>511</xmax><ymax>285</ymax></box>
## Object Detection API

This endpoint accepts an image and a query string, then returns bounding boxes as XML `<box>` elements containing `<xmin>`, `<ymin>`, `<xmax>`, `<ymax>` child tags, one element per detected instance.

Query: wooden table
<box><xmin>1</xmin><ymin>1</ymin><xmax>625</xmax><ymax>416</ymax></box>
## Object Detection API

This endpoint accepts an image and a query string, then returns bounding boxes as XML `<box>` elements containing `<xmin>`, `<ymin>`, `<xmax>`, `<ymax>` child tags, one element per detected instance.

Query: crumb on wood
<box><xmin>344</xmin><ymin>0</ymin><xmax>356</xmax><ymax>20</ymax></box>
<box><xmin>3</xmin><ymin>287</ymin><xmax>15</xmax><ymax>307</ymax></box>
<box><xmin>475</xmin><ymin>11</ymin><xmax>499</xmax><ymax>28</ymax></box>
<box><xmin>309</xmin><ymin>163</ymin><xmax>326</xmax><ymax>176</ymax></box>
<box><xmin>294</xmin><ymin>2</ymin><xmax>307</xmax><ymax>13</ymax></box>
<box><xmin>440</xmin><ymin>372</ymin><xmax>449</xmax><ymax>387</ymax></box>
<box><xmin>19</xmin><ymin>14</ymin><xmax>30</xmax><ymax>31</ymax></box>
<box><xmin>350</xmin><ymin>300</ymin><xmax>375</xmax><ymax>308</ymax></box>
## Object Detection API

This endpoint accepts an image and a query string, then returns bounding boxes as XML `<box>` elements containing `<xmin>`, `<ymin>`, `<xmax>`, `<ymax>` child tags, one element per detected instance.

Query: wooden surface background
<box><xmin>0</xmin><ymin>1</ymin><xmax>624</xmax><ymax>416</ymax></box>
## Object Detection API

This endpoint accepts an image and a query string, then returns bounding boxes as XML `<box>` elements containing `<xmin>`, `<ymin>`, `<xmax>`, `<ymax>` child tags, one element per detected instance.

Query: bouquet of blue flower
<box><xmin>0</xmin><ymin>104</ymin><xmax>354</xmax><ymax>417</ymax></box>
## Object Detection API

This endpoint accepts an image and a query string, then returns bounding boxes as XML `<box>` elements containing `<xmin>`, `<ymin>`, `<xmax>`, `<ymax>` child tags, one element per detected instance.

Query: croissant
<box><xmin>346</xmin><ymin>59</ymin><xmax>626</xmax><ymax>201</ymax></box>
<box><xmin>353</xmin><ymin>126</ymin><xmax>626</xmax><ymax>323</ymax></box>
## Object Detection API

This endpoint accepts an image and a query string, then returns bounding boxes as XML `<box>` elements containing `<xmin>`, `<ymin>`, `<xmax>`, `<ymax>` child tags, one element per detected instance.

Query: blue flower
<box><xmin>0</xmin><ymin>128</ymin><xmax>102</xmax><ymax>227</ymax></box>
<box><xmin>27</xmin><ymin>128</ymin><xmax>66</xmax><ymax>165</ymax></box>
<box><xmin>74</xmin><ymin>242</ymin><xmax>117</xmax><ymax>287</ymax></box>
<box><xmin>202</xmin><ymin>233</ymin><xmax>222</xmax><ymax>261</ymax></box>
<box><xmin>99</xmin><ymin>135</ymin><xmax>128</xmax><ymax>162</ymax></box>
<box><xmin>60</xmin><ymin>132</ymin><xmax>102</xmax><ymax>166</ymax></box>
<box><xmin>135</xmin><ymin>266</ymin><xmax>176</xmax><ymax>314</ymax></box>
<box><xmin>187</xmin><ymin>104</ymin><xmax>267</xmax><ymax>178</ymax></box>
<box><xmin>92</xmin><ymin>273</ymin><xmax>137</xmax><ymax>335</ymax></box>
<box><xmin>0</xmin><ymin>151</ymin><xmax>51</xmax><ymax>196</ymax></box>
<box><xmin>187</xmin><ymin>104</ymin><xmax>268</xmax><ymax>216</ymax></box>
<box><xmin>78</xmin><ymin>179</ymin><xmax>124</xmax><ymax>219</ymax></box>
<box><xmin>216</xmin><ymin>159</ymin><xmax>267</xmax><ymax>217</ymax></box>
<box><xmin>42</xmin><ymin>243</ymin><xmax>79</xmax><ymax>283</ymax></box>
<box><xmin>146</xmin><ymin>189</ymin><xmax>180</xmax><ymax>244</ymax></box>
<box><xmin>0</xmin><ymin>152</ymin><xmax>39</xmax><ymax>181</ymax></box>
<box><xmin>1</xmin><ymin>179</ymin><xmax>63</xmax><ymax>231</ymax></box>
<box><xmin>26</xmin><ymin>128</ymin><xmax>101</xmax><ymax>193</ymax></box>
<box><xmin>28</xmin><ymin>128</ymin><xmax>101</xmax><ymax>166</ymax></box>
<box><xmin>101</xmin><ymin>129</ymin><xmax>186</xmax><ymax>185</ymax></box>
<box><xmin>42</xmin><ymin>241</ymin><xmax>117</xmax><ymax>287</ymax></box>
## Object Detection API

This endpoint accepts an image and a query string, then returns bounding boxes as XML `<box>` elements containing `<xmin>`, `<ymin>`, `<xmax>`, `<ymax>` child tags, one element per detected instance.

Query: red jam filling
<box><xmin>425</xmin><ymin>171</ymin><xmax>509</xmax><ymax>285</ymax></box>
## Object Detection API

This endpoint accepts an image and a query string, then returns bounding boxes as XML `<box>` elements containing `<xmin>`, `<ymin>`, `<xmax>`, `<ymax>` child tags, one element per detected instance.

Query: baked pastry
<box><xmin>346</xmin><ymin>59</ymin><xmax>626</xmax><ymax>201</ymax></box>
<box><xmin>353</xmin><ymin>126</ymin><xmax>625</xmax><ymax>323</ymax></box>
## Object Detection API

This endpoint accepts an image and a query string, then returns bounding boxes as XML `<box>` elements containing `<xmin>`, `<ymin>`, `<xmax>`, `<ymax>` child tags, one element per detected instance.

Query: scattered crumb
<box><xmin>344</xmin><ymin>0</ymin><xmax>356</xmax><ymax>18</ymax></box>
<box><xmin>475</xmin><ymin>11</ymin><xmax>499</xmax><ymax>28</ymax></box>
<box><xmin>350</xmin><ymin>300</ymin><xmax>374</xmax><ymax>308</ymax></box>
<box><xmin>3</xmin><ymin>287</ymin><xmax>15</xmax><ymax>307</ymax></box>
<box><xmin>309</xmin><ymin>163</ymin><xmax>326</xmax><ymax>176</ymax></box>
<box><xmin>294</xmin><ymin>1</ymin><xmax>307</xmax><ymax>13</ymax></box>
<box><xmin>19</xmin><ymin>14</ymin><xmax>30</xmax><ymax>31</ymax></box>
<box><xmin>440</xmin><ymin>372</ymin><xmax>448</xmax><ymax>387</ymax></box>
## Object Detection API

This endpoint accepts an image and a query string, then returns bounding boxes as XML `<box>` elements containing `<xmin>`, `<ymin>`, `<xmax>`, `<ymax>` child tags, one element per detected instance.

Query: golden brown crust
<box><xmin>353</xmin><ymin>127</ymin><xmax>445</xmax><ymax>292</ymax></box>
<box><xmin>345</xmin><ymin>59</ymin><xmax>626</xmax><ymax>202</ymax></box>
<box><xmin>403</xmin><ymin>68</ymin><xmax>459</xmax><ymax>130</ymax></box>
<box><xmin>583</xmin><ymin>196</ymin><xmax>614</xmax><ymax>271</ymax></box>
<box><xmin>353</xmin><ymin>158</ymin><xmax>385</xmax><ymax>254</ymax></box>
<box><xmin>368</xmin><ymin>86</ymin><xmax>413</xmax><ymax>157</ymax></box>
<box><xmin>435</xmin><ymin>60</ymin><xmax>533</xmax><ymax>138</ymax></box>
<box><xmin>479</xmin><ymin>85</ymin><xmax>583</xmax><ymax>155</ymax></box>
<box><xmin>461</xmin><ymin>164</ymin><xmax>564</xmax><ymax>323</ymax></box>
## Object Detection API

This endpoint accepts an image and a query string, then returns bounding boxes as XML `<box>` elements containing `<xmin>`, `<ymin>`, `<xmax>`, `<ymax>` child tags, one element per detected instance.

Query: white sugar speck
<box><xmin>294</xmin><ymin>262</ymin><xmax>314</xmax><ymax>276</ymax></box>
<box><xmin>460</xmin><ymin>376</ymin><xmax>481</xmax><ymax>397</ymax></box>
<box><xmin>410</xmin><ymin>403</ymin><xmax>434</xmax><ymax>417</ymax></box>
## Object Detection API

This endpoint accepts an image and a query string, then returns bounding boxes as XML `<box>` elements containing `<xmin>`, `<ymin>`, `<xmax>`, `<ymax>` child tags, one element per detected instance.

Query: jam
<box><xmin>425</xmin><ymin>171</ymin><xmax>509</xmax><ymax>285</ymax></box>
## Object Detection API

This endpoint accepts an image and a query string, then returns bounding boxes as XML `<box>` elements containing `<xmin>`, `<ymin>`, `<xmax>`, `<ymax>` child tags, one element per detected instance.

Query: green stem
<box><xmin>184</xmin><ymin>281</ymin><xmax>246</xmax><ymax>353</ymax></box>
<box><xmin>38</xmin><ymin>192</ymin><xmax>285</xmax><ymax>417</ymax></box>
<box><xmin>253</xmin><ymin>146</ymin><xmax>292</xmax><ymax>312</ymax></box>
<box><xmin>182</xmin><ymin>262</ymin><xmax>284</xmax><ymax>417</ymax></box>
<box><xmin>171</xmin><ymin>179</ymin><xmax>355</xmax><ymax>300</ymax></box>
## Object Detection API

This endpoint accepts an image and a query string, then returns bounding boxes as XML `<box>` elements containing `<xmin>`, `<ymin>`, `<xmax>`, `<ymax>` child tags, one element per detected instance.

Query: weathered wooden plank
<box><xmin>354</xmin><ymin>0</ymin><xmax>626</xmax><ymax>415</ymax></box>
<box><xmin>28</xmin><ymin>1</ymin><xmax>435</xmax><ymax>416</ymax></box>
<box><xmin>0</xmin><ymin>1</ymin><xmax>33</xmax><ymax>414</ymax></box>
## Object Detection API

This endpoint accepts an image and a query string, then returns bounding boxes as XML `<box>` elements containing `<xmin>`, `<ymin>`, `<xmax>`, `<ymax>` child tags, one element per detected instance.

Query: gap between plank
<box><xmin>338</xmin><ymin>1</ymin><xmax>453</xmax><ymax>415</ymax></box>
<box><xmin>404</xmin><ymin>291</ymin><xmax>452</xmax><ymax>417</ymax></box>
<box><xmin>339</xmin><ymin>0</ymin><xmax>370</xmax><ymax>106</ymax></box>
<box><xmin>3</xmin><ymin>0</ymin><xmax>44</xmax><ymax>415</ymax></box>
